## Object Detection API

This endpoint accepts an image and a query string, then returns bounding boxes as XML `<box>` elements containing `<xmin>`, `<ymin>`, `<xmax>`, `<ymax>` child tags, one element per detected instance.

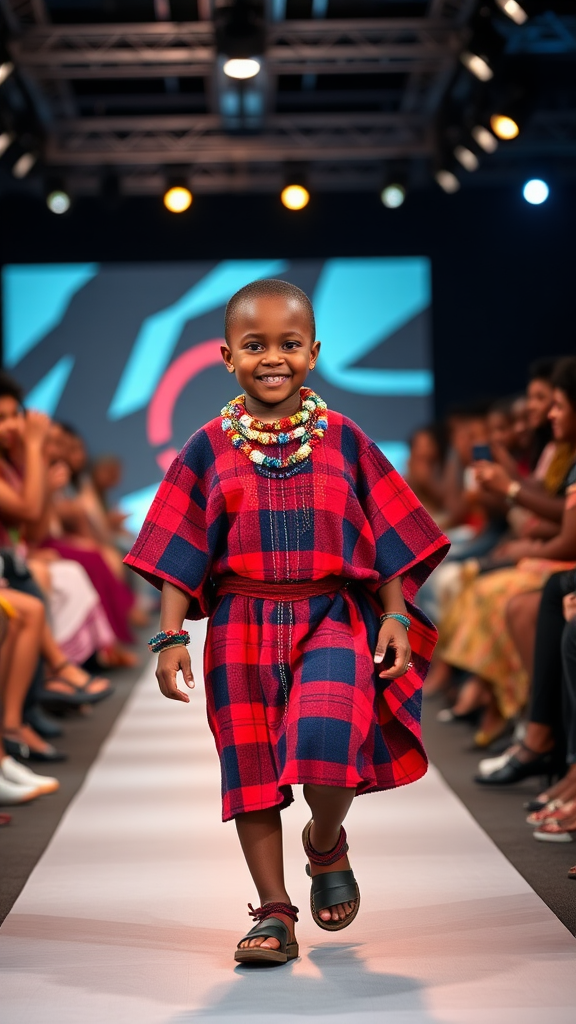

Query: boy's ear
<box><xmin>221</xmin><ymin>344</ymin><xmax>235</xmax><ymax>373</ymax></box>
<box><xmin>309</xmin><ymin>339</ymin><xmax>321</xmax><ymax>369</ymax></box>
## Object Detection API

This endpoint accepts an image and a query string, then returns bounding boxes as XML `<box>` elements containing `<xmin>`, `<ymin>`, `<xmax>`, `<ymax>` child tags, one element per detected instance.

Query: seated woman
<box><xmin>405</xmin><ymin>424</ymin><xmax>449</xmax><ymax>527</ymax></box>
<box><xmin>433</xmin><ymin>357</ymin><xmax>576</xmax><ymax>747</ymax></box>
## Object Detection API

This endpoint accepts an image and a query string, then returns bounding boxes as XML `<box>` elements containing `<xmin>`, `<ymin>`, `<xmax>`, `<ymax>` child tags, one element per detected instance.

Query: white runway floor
<box><xmin>2</xmin><ymin>619</ymin><xmax>576</xmax><ymax>1024</ymax></box>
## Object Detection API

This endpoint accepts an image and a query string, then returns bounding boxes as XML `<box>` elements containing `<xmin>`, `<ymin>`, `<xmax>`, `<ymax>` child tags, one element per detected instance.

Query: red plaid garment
<box><xmin>126</xmin><ymin>411</ymin><xmax>449</xmax><ymax>820</ymax></box>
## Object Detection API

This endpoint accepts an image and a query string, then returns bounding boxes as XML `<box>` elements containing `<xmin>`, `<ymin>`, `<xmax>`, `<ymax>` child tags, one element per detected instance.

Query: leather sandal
<box><xmin>302</xmin><ymin>819</ymin><xmax>360</xmax><ymax>932</ymax></box>
<box><xmin>234</xmin><ymin>902</ymin><xmax>299</xmax><ymax>965</ymax></box>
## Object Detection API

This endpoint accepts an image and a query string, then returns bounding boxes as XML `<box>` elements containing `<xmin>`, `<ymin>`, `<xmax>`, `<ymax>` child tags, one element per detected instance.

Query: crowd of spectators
<box><xmin>2</xmin><ymin>354</ymin><xmax>576</xmax><ymax>885</ymax></box>
<box><xmin>0</xmin><ymin>370</ymin><xmax>152</xmax><ymax>827</ymax></box>
<box><xmin>405</xmin><ymin>355</ymin><xmax>576</xmax><ymax>880</ymax></box>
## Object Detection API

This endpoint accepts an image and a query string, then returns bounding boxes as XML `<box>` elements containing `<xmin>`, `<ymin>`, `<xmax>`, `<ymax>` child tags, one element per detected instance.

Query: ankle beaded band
<box><xmin>148</xmin><ymin>629</ymin><xmax>190</xmax><ymax>654</ymax></box>
<box><xmin>379</xmin><ymin>612</ymin><xmax>411</xmax><ymax>630</ymax></box>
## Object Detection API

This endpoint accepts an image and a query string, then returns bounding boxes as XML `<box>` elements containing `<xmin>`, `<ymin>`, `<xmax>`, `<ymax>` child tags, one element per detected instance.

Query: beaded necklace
<box><xmin>221</xmin><ymin>387</ymin><xmax>328</xmax><ymax>471</ymax></box>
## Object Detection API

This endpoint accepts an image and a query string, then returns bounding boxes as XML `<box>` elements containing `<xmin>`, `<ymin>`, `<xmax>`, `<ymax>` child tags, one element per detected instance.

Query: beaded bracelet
<box><xmin>379</xmin><ymin>612</ymin><xmax>411</xmax><ymax>631</ymax></box>
<box><xmin>148</xmin><ymin>629</ymin><xmax>190</xmax><ymax>654</ymax></box>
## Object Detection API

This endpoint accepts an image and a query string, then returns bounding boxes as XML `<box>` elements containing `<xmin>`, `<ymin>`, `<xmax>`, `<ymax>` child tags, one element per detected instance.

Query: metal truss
<box><xmin>46</xmin><ymin>112</ymin><xmax>431</xmax><ymax>166</ymax></box>
<box><xmin>10</xmin><ymin>19</ymin><xmax>467</xmax><ymax>79</ymax></box>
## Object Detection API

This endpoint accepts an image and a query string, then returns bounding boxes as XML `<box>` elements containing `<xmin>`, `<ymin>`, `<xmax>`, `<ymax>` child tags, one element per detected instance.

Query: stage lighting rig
<box><xmin>46</xmin><ymin>188</ymin><xmax>71</xmax><ymax>215</ymax></box>
<box><xmin>215</xmin><ymin>1</ymin><xmax>265</xmax><ymax>80</ymax></box>
<box><xmin>460</xmin><ymin>9</ymin><xmax>506</xmax><ymax>83</ymax></box>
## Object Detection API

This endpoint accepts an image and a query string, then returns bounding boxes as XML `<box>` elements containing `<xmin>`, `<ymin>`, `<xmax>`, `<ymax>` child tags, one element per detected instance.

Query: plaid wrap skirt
<box><xmin>204</xmin><ymin>585</ymin><xmax>426</xmax><ymax>821</ymax></box>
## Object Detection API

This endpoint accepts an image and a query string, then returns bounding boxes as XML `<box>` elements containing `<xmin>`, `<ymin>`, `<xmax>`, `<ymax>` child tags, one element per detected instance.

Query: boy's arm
<box><xmin>155</xmin><ymin>581</ymin><xmax>195</xmax><ymax>703</ymax></box>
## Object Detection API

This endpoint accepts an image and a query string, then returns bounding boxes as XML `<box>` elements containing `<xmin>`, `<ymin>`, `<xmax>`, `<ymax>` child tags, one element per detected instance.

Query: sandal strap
<box><xmin>303</xmin><ymin>820</ymin><xmax>349</xmax><ymax>866</ymax></box>
<box><xmin>309</xmin><ymin>869</ymin><xmax>358</xmax><ymax>912</ymax></box>
<box><xmin>248</xmin><ymin>901</ymin><xmax>299</xmax><ymax>923</ymax></box>
<box><xmin>48</xmin><ymin>660</ymin><xmax>72</xmax><ymax>675</ymax></box>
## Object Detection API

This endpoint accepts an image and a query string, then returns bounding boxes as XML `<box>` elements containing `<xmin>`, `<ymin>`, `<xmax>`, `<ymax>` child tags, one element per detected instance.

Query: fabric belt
<box><xmin>215</xmin><ymin>575</ymin><xmax>350</xmax><ymax>602</ymax></box>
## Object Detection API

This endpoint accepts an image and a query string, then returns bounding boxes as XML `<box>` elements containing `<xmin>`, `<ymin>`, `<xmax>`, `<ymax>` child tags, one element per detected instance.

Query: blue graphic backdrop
<box><xmin>2</xmin><ymin>259</ymin><xmax>433</xmax><ymax>530</ymax></box>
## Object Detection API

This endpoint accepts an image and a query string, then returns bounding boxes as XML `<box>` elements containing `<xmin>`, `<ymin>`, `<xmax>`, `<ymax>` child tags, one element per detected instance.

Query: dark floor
<box><xmin>422</xmin><ymin>696</ymin><xmax>576</xmax><ymax>937</ymax></box>
<box><xmin>2</xmin><ymin>666</ymin><xmax>575</xmax><ymax>936</ymax></box>
<box><xmin>0</xmin><ymin>656</ymin><xmax>143</xmax><ymax>926</ymax></box>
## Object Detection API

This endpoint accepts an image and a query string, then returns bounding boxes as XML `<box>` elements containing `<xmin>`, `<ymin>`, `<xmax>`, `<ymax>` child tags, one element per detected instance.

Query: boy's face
<box><xmin>221</xmin><ymin>295</ymin><xmax>320</xmax><ymax>407</ymax></box>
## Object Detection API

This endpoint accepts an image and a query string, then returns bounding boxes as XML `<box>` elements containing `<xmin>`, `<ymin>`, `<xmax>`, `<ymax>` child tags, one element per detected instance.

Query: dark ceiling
<box><xmin>0</xmin><ymin>0</ymin><xmax>574</xmax><ymax>201</ymax></box>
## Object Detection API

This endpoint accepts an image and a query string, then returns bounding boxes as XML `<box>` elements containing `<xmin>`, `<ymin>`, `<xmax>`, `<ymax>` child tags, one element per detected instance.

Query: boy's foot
<box><xmin>235</xmin><ymin>902</ymin><xmax>299</xmax><ymax>962</ymax></box>
<box><xmin>303</xmin><ymin>820</ymin><xmax>360</xmax><ymax>930</ymax></box>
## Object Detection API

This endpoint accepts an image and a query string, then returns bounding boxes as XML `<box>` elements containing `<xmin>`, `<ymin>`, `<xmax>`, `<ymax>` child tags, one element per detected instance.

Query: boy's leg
<box><xmin>235</xmin><ymin>807</ymin><xmax>295</xmax><ymax>950</ymax></box>
<box><xmin>303</xmin><ymin>783</ymin><xmax>357</xmax><ymax>924</ymax></box>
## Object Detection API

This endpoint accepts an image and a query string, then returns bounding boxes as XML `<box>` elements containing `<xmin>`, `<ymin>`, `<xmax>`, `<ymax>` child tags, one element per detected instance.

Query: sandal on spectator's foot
<box><xmin>302</xmin><ymin>819</ymin><xmax>360</xmax><ymax>932</ymax></box>
<box><xmin>0</xmin><ymin>813</ymin><xmax>11</xmax><ymax>826</ymax></box>
<box><xmin>534</xmin><ymin>821</ymin><xmax>576</xmax><ymax>843</ymax></box>
<box><xmin>526</xmin><ymin>800</ymin><xmax>574</xmax><ymax>827</ymax></box>
<box><xmin>234</xmin><ymin>902</ymin><xmax>299</xmax><ymax>965</ymax></box>
<box><xmin>474</xmin><ymin>742</ymin><xmax>555</xmax><ymax>786</ymax></box>
<box><xmin>568</xmin><ymin>865</ymin><xmax>576</xmax><ymax>880</ymax></box>
<box><xmin>40</xmin><ymin>662</ymin><xmax>113</xmax><ymax>707</ymax></box>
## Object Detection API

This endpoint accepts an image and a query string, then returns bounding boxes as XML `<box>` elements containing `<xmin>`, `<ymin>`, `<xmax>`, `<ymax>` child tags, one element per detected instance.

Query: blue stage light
<box><xmin>523</xmin><ymin>179</ymin><xmax>549</xmax><ymax>205</ymax></box>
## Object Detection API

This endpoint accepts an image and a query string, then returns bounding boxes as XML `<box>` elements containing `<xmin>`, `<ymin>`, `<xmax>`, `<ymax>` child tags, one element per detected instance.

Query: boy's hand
<box><xmin>374</xmin><ymin>620</ymin><xmax>412</xmax><ymax>679</ymax></box>
<box><xmin>155</xmin><ymin>646</ymin><xmax>195</xmax><ymax>702</ymax></box>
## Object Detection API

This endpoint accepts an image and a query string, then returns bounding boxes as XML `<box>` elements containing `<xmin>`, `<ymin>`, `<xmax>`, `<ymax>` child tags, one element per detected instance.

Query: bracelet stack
<box><xmin>379</xmin><ymin>612</ymin><xmax>411</xmax><ymax>630</ymax></box>
<box><xmin>148</xmin><ymin>629</ymin><xmax>191</xmax><ymax>654</ymax></box>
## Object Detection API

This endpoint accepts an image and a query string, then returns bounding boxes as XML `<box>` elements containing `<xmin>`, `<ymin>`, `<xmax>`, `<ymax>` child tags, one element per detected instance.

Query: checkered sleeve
<box><xmin>124</xmin><ymin>430</ymin><xmax>216</xmax><ymax>619</ymax></box>
<box><xmin>357</xmin><ymin>441</ymin><xmax>450</xmax><ymax>603</ymax></box>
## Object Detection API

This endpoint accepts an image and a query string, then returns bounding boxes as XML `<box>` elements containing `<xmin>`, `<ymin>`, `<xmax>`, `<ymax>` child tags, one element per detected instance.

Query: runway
<box><xmin>1</xmin><ymin>619</ymin><xmax>576</xmax><ymax>1024</ymax></box>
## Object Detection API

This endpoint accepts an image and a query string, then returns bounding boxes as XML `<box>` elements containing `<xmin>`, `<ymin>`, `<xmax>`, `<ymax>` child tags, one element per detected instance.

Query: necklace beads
<box><xmin>221</xmin><ymin>387</ymin><xmax>328</xmax><ymax>471</ymax></box>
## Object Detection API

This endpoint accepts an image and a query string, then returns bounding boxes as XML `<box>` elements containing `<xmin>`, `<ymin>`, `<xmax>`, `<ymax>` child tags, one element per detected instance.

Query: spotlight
<box><xmin>281</xmin><ymin>183</ymin><xmax>310</xmax><ymax>211</ymax></box>
<box><xmin>163</xmin><ymin>183</ymin><xmax>193</xmax><ymax>213</ymax></box>
<box><xmin>490</xmin><ymin>114</ymin><xmax>520</xmax><ymax>140</ymax></box>
<box><xmin>523</xmin><ymin>179</ymin><xmax>549</xmax><ymax>205</ymax></box>
<box><xmin>47</xmin><ymin>189</ymin><xmax>71</xmax><ymax>215</ymax></box>
<box><xmin>472</xmin><ymin>125</ymin><xmax>498</xmax><ymax>153</ymax></box>
<box><xmin>223</xmin><ymin>57</ymin><xmax>261</xmax><ymax>79</ymax></box>
<box><xmin>0</xmin><ymin>61</ymin><xmax>14</xmax><ymax>86</ymax></box>
<box><xmin>495</xmin><ymin>0</ymin><xmax>528</xmax><ymax>25</ymax></box>
<box><xmin>460</xmin><ymin>51</ymin><xmax>493</xmax><ymax>82</ymax></box>
<box><xmin>12</xmin><ymin>152</ymin><xmax>36</xmax><ymax>179</ymax></box>
<box><xmin>454</xmin><ymin>145</ymin><xmax>479</xmax><ymax>172</ymax></box>
<box><xmin>0</xmin><ymin>131</ymin><xmax>14</xmax><ymax>157</ymax></box>
<box><xmin>380</xmin><ymin>183</ymin><xmax>406</xmax><ymax>209</ymax></box>
<box><xmin>435</xmin><ymin>170</ymin><xmax>460</xmax><ymax>194</ymax></box>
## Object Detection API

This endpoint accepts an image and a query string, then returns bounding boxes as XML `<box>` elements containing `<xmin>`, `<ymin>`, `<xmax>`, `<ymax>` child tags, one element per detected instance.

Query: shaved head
<box><xmin>224</xmin><ymin>278</ymin><xmax>316</xmax><ymax>344</ymax></box>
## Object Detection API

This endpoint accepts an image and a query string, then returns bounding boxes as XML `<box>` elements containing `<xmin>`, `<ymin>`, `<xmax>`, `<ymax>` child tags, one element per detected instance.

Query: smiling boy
<box><xmin>126</xmin><ymin>278</ymin><xmax>448</xmax><ymax>965</ymax></box>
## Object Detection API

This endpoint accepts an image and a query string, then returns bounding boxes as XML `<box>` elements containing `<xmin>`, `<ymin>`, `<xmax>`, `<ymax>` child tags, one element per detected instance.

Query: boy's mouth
<box><xmin>257</xmin><ymin>374</ymin><xmax>291</xmax><ymax>386</ymax></box>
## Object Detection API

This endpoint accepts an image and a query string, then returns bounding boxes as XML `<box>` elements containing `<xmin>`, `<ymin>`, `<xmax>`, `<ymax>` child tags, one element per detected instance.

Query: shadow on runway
<box><xmin>171</xmin><ymin>942</ymin><xmax>433</xmax><ymax>1022</ymax></box>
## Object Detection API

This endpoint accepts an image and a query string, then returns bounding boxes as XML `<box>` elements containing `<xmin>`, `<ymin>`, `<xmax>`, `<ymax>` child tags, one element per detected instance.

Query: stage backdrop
<box><xmin>1</xmin><ymin>258</ymin><xmax>432</xmax><ymax>531</ymax></box>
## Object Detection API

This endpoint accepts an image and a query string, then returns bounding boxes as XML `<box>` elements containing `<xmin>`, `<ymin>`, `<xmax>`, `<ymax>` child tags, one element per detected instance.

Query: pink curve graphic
<box><xmin>147</xmin><ymin>338</ymin><xmax>225</xmax><ymax>447</ymax></box>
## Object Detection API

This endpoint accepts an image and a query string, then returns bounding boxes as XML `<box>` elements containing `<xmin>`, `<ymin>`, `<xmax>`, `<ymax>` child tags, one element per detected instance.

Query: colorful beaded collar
<box><xmin>221</xmin><ymin>388</ymin><xmax>328</xmax><ymax>471</ymax></box>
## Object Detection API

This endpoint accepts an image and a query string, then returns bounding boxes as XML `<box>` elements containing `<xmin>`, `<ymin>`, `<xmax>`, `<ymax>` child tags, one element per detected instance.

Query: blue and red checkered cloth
<box><xmin>126</xmin><ymin>411</ymin><xmax>449</xmax><ymax>820</ymax></box>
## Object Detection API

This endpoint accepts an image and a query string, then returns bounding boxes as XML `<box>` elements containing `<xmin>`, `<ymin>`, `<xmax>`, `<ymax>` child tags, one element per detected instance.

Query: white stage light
<box><xmin>472</xmin><ymin>126</ymin><xmax>498</xmax><ymax>153</ymax></box>
<box><xmin>523</xmin><ymin>179</ymin><xmax>549</xmax><ymax>205</ymax></box>
<box><xmin>0</xmin><ymin>61</ymin><xmax>14</xmax><ymax>86</ymax></box>
<box><xmin>460</xmin><ymin>51</ymin><xmax>493</xmax><ymax>82</ymax></box>
<box><xmin>435</xmin><ymin>170</ymin><xmax>461</xmax><ymax>194</ymax></box>
<box><xmin>12</xmin><ymin>152</ymin><xmax>36</xmax><ymax>178</ymax></box>
<box><xmin>454</xmin><ymin>146</ymin><xmax>479</xmax><ymax>172</ymax></box>
<box><xmin>223</xmin><ymin>58</ymin><xmax>261</xmax><ymax>80</ymax></box>
<box><xmin>47</xmin><ymin>190</ymin><xmax>71</xmax><ymax>215</ymax></box>
<box><xmin>380</xmin><ymin>184</ymin><xmax>406</xmax><ymax>208</ymax></box>
<box><xmin>0</xmin><ymin>131</ymin><xmax>14</xmax><ymax>157</ymax></box>
<box><xmin>495</xmin><ymin>0</ymin><xmax>528</xmax><ymax>25</ymax></box>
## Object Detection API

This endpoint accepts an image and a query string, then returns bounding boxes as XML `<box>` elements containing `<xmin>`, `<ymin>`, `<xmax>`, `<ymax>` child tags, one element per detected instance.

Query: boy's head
<box><xmin>221</xmin><ymin>279</ymin><xmax>320</xmax><ymax>407</ymax></box>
